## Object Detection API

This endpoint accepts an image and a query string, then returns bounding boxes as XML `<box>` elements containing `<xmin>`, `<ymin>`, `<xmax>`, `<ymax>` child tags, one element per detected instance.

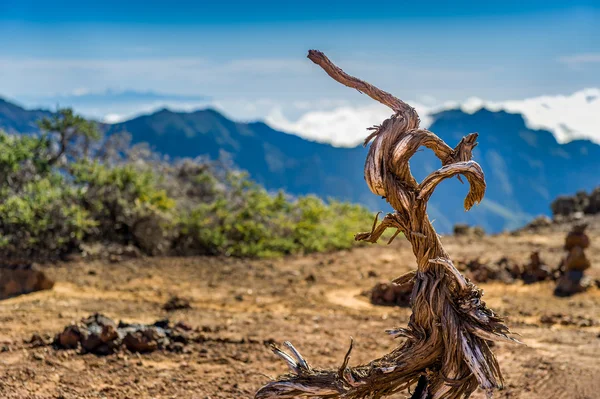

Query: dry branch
<box><xmin>255</xmin><ymin>50</ymin><xmax>515</xmax><ymax>399</ymax></box>
<box><xmin>307</xmin><ymin>50</ymin><xmax>415</xmax><ymax>116</ymax></box>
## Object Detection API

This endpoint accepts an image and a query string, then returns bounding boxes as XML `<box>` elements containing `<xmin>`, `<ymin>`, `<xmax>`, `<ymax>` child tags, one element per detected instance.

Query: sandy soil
<box><xmin>0</xmin><ymin>226</ymin><xmax>599</xmax><ymax>399</ymax></box>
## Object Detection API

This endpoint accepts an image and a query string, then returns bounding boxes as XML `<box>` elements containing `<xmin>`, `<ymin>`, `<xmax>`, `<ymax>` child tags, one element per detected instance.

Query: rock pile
<box><xmin>540</xmin><ymin>313</ymin><xmax>595</xmax><ymax>328</ymax></box>
<box><xmin>453</xmin><ymin>223</ymin><xmax>485</xmax><ymax>237</ymax></box>
<box><xmin>52</xmin><ymin>313</ymin><xmax>194</xmax><ymax>355</ymax></box>
<box><xmin>0</xmin><ymin>261</ymin><xmax>54</xmax><ymax>299</ymax></box>
<box><xmin>551</xmin><ymin>187</ymin><xmax>600</xmax><ymax>218</ymax></box>
<box><xmin>456</xmin><ymin>257</ymin><xmax>521</xmax><ymax>283</ymax></box>
<box><xmin>370</xmin><ymin>250</ymin><xmax>559</xmax><ymax>306</ymax></box>
<box><xmin>554</xmin><ymin>223</ymin><xmax>592</xmax><ymax>297</ymax></box>
<box><xmin>521</xmin><ymin>251</ymin><xmax>553</xmax><ymax>284</ymax></box>
<box><xmin>457</xmin><ymin>253</ymin><xmax>555</xmax><ymax>285</ymax></box>
<box><xmin>521</xmin><ymin>215</ymin><xmax>553</xmax><ymax>231</ymax></box>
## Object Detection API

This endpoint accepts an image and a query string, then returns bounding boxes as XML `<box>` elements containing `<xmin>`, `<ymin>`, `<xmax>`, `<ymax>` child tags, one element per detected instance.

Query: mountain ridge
<box><xmin>1</xmin><ymin>96</ymin><xmax>598</xmax><ymax>233</ymax></box>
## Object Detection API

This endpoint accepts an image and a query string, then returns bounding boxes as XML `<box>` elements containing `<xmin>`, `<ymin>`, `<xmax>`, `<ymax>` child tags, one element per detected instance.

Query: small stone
<box><xmin>56</xmin><ymin>324</ymin><xmax>84</xmax><ymax>349</ymax></box>
<box><xmin>168</xmin><ymin>342</ymin><xmax>185</xmax><ymax>353</ymax></box>
<box><xmin>163</xmin><ymin>296</ymin><xmax>191</xmax><ymax>311</ymax></box>
<box><xmin>28</xmin><ymin>333</ymin><xmax>51</xmax><ymax>347</ymax></box>
<box><xmin>175</xmin><ymin>321</ymin><xmax>193</xmax><ymax>331</ymax></box>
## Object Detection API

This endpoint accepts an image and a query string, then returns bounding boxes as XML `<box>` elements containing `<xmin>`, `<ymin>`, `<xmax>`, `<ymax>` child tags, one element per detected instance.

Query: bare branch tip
<box><xmin>283</xmin><ymin>341</ymin><xmax>310</xmax><ymax>371</ymax></box>
<box><xmin>387</xmin><ymin>228</ymin><xmax>402</xmax><ymax>245</ymax></box>
<box><xmin>307</xmin><ymin>49</ymin><xmax>326</xmax><ymax>64</ymax></box>
<box><xmin>339</xmin><ymin>337</ymin><xmax>355</xmax><ymax>379</ymax></box>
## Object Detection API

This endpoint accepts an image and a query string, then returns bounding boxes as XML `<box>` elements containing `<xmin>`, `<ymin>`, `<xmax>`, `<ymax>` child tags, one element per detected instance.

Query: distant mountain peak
<box><xmin>15</xmin><ymin>89</ymin><xmax>211</xmax><ymax>126</ymax></box>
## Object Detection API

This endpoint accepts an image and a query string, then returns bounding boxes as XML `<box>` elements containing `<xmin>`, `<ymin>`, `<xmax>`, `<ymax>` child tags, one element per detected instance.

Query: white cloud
<box><xmin>453</xmin><ymin>88</ymin><xmax>600</xmax><ymax>143</ymax></box>
<box><xmin>264</xmin><ymin>89</ymin><xmax>600</xmax><ymax>147</ymax></box>
<box><xmin>265</xmin><ymin>102</ymin><xmax>433</xmax><ymax>147</ymax></box>
<box><xmin>103</xmin><ymin>113</ymin><xmax>125</xmax><ymax>123</ymax></box>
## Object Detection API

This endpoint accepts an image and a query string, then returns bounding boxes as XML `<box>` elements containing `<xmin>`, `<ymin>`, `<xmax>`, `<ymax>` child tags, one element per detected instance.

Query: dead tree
<box><xmin>255</xmin><ymin>50</ymin><xmax>516</xmax><ymax>399</ymax></box>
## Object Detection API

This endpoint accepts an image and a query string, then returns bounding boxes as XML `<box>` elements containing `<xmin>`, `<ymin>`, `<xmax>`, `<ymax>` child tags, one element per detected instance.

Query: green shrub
<box><xmin>0</xmin><ymin>177</ymin><xmax>93</xmax><ymax>259</ymax></box>
<box><xmin>175</xmin><ymin>172</ymin><xmax>372</xmax><ymax>258</ymax></box>
<box><xmin>0</xmin><ymin>109</ymin><xmax>376</xmax><ymax>260</ymax></box>
<box><xmin>293</xmin><ymin>197</ymin><xmax>373</xmax><ymax>253</ymax></box>
<box><xmin>72</xmin><ymin>160</ymin><xmax>175</xmax><ymax>254</ymax></box>
<box><xmin>0</xmin><ymin>132</ymin><xmax>53</xmax><ymax>189</ymax></box>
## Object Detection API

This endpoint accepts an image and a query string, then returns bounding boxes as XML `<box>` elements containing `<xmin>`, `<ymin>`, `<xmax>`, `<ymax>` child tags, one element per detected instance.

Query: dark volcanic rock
<box><xmin>79</xmin><ymin>314</ymin><xmax>120</xmax><ymax>355</ymax></box>
<box><xmin>458</xmin><ymin>253</ymin><xmax>556</xmax><ymax>285</ymax></box>
<box><xmin>53</xmin><ymin>313</ymin><xmax>196</xmax><ymax>355</ymax></box>
<box><xmin>552</xmin><ymin>187</ymin><xmax>600</xmax><ymax>218</ymax></box>
<box><xmin>523</xmin><ymin>215</ymin><xmax>553</xmax><ymax>231</ymax></box>
<box><xmin>56</xmin><ymin>325</ymin><xmax>84</xmax><ymax>349</ymax></box>
<box><xmin>453</xmin><ymin>224</ymin><xmax>485</xmax><ymax>237</ymax></box>
<box><xmin>540</xmin><ymin>313</ymin><xmax>595</xmax><ymax>327</ymax></box>
<box><xmin>123</xmin><ymin>330</ymin><xmax>161</xmax><ymax>353</ymax></box>
<box><xmin>369</xmin><ymin>281</ymin><xmax>413</xmax><ymax>307</ymax></box>
<box><xmin>586</xmin><ymin>187</ymin><xmax>600</xmax><ymax>214</ymax></box>
<box><xmin>521</xmin><ymin>251</ymin><xmax>553</xmax><ymax>284</ymax></box>
<box><xmin>163</xmin><ymin>295</ymin><xmax>192</xmax><ymax>311</ymax></box>
<box><xmin>0</xmin><ymin>262</ymin><xmax>54</xmax><ymax>299</ymax></box>
<box><xmin>457</xmin><ymin>257</ymin><xmax>520</xmax><ymax>283</ymax></box>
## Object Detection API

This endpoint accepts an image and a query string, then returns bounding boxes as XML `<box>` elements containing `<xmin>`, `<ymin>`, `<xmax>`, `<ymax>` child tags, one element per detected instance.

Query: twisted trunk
<box><xmin>255</xmin><ymin>50</ymin><xmax>516</xmax><ymax>399</ymax></box>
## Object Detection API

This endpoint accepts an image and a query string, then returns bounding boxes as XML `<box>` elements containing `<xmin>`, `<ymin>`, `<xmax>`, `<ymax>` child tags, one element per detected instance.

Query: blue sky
<box><xmin>1</xmin><ymin>1</ymin><xmax>599</xmax><ymax>144</ymax></box>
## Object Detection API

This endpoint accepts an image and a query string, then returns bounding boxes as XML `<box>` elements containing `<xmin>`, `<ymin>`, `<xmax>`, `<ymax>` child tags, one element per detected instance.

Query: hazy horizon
<box><xmin>2</xmin><ymin>1</ymin><xmax>599</xmax><ymax>145</ymax></box>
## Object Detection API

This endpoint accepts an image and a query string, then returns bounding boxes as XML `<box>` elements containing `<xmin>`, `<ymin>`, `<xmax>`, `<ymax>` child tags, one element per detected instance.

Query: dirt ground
<box><xmin>0</xmin><ymin>222</ymin><xmax>599</xmax><ymax>399</ymax></box>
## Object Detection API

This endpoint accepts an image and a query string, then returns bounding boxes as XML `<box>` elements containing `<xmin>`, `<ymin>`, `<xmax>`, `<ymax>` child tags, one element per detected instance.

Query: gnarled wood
<box><xmin>255</xmin><ymin>50</ymin><xmax>516</xmax><ymax>399</ymax></box>
<box><xmin>307</xmin><ymin>50</ymin><xmax>417</xmax><ymax>117</ymax></box>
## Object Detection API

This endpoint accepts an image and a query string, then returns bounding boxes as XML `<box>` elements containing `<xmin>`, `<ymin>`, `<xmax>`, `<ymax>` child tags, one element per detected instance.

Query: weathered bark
<box><xmin>255</xmin><ymin>50</ymin><xmax>516</xmax><ymax>399</ymax></box>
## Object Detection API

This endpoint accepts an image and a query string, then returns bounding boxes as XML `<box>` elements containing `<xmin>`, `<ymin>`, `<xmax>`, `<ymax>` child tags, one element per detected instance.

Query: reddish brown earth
<box><xmin>0</xmin><ymin>221</ymin><xmax>599</xmax><ymax>399</ymax></box>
